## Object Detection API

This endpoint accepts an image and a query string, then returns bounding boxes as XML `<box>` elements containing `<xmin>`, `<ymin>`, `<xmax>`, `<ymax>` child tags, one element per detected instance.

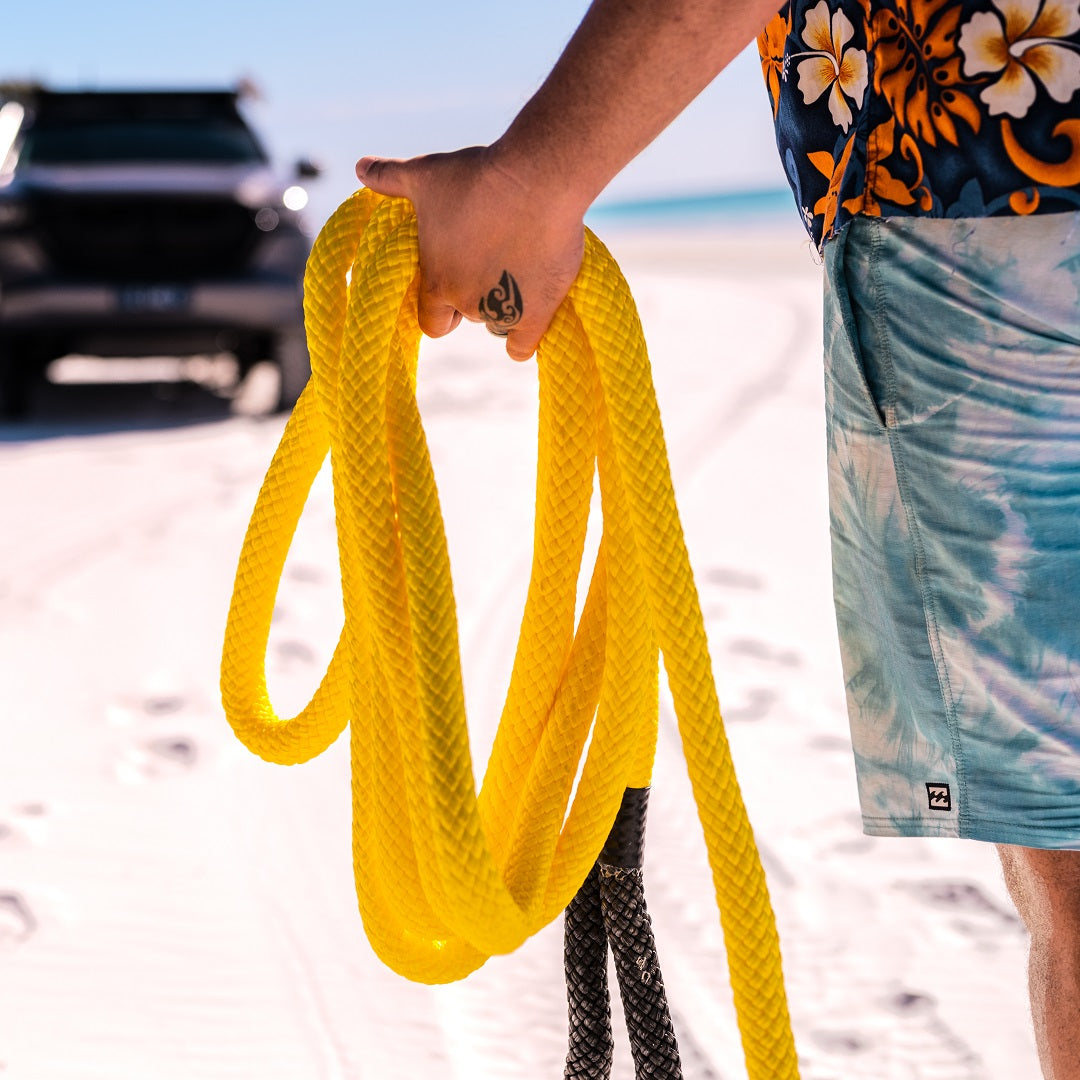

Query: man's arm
<box><xmin>356</xmin><ymin>0</ymin><xmax>782</xmax><ymax>359</ymax></box>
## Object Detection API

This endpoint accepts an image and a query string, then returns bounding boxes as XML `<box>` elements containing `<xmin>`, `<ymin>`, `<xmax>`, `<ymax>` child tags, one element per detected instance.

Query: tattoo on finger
<box><xmin>479</xmin><ymin>270</ymin><xmax>523</xmax><ymax>333</ymax></box>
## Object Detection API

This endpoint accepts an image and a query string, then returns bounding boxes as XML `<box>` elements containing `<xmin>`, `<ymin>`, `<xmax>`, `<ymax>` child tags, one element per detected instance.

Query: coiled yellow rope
<box><xmin>220</xmin><ymin>189</ymin><xmax>799</xmax><ymax>1078</ymax></box>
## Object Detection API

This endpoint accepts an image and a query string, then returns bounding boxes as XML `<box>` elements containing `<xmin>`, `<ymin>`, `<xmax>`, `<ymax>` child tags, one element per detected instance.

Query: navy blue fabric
<box><xmin>758</xmin><ymin>0</ymin><xmax>1080</xmax><ymax>248</ymax></box>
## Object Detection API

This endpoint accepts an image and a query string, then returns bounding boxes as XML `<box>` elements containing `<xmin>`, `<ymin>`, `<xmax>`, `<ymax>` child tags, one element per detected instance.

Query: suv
<box><xmin>0</xmin><ymin>85</ymin><xmax>318</xmax><ymax>418</ymax></box>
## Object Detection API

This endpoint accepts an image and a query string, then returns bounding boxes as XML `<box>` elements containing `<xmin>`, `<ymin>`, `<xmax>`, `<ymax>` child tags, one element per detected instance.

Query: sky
<box><xmin>4</xmin><ymin>0</ymin><xmax>789</xmax><ymax>227</ymax></box>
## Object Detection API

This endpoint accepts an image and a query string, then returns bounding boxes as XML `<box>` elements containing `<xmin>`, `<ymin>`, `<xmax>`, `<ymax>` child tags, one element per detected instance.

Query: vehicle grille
<box><xmin>30</xmin><ymin>194</ymin><xmax>261</xmax><ymax>280</ymax></box>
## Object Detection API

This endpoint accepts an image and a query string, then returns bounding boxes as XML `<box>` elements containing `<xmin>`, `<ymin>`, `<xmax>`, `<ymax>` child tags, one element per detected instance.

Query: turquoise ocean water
<box><xmin>586</xmin><ymin>186</ymin><xmax>797</xmax><ymax>230</ymax></box>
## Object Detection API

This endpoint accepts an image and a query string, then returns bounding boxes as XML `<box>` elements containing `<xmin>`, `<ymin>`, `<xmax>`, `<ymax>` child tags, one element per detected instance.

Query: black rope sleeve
<box><xmin>563</xmin><ymin>787</ymin><xmax>684</xmax><ymax>1080</ymax></box>
<box><xmin>601</xmin><ymin>864</ymin><xmax>682</xmax><ymax>1078</ymax></box>
<box><xmin>564</xmin><ymin>863</ymin><xmax>614</xmax><ymax>1079</ymax></box>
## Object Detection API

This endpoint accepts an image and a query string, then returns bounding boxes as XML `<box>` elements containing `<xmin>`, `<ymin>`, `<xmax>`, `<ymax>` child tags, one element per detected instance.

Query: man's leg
<box><xmin>998</xmin><ymin>845</ymin><xmax>1080</xmax><ymax>1079</ymax></box>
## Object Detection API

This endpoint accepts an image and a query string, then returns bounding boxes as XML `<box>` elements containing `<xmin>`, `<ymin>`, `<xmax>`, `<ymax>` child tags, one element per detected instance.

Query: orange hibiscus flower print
<box><xmin>794</xmin><ymin>0</ymin><xmax>870</xmax><ymax>131</ymax></box>
<box><xmin>871</xmin><ymin>0</ymin><xmax>983</xmax><ymax>146</ymax></box>
<box><xmin>959</xmin><ymin>0</ymin><xmax>1080</xmax><ymax>116</ymax></box>
<box><xmin>759</xmin><ymin>8</ymin><xmax>792</xmax><ymax>118</ymax></box>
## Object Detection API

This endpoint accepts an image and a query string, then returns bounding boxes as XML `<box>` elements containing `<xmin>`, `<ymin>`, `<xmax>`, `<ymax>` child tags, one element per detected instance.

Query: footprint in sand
<box><xmin>273</xmin><ymin>639</ymin><xmax>317</xmax><ymax>669</ymax></box>
<box><xmin>115</xmin><ymin>735</ymin><xmax>199</xmax><ymax>782</ymax></box>
<box><xmin>0</xmin><ymin>803</ymin><xmax>51</xmax><ymax>849</ymax></box>
<box><xmin>794</xmin><ymin>808</ymin><xmax>877</xmax><ymax>856</ymax></box>
<box><xmin>703</xmin><ymin>566</ymin><xmax>764</xmax><ymax>591</ymax></box>
<box><xmin>109</xmin><ymin>690</ymin><xmax>203</xmax><ymax>782</ymax></box>
<box><xmin>806</xmin><ymin>733</ymin><xmax>852</xmax><ymax>754</ymax></box>
<box><xmin>879</xmin><ymin>988</ymin><xmax>985</xmax><ymax>1078</ymax></box>
<box><xmin>894</xmin><ymin>879</ymin><xmax>1024</xmax><ymax>945</ymax></box>
<box><xmin>804</xmin><ymin>988</ymin><xmax>985</xmax><ymax>1079</ymax></box>
<box><xmin>141</xmin><ymin>694</ymin><xmax>185</xmax><ymax>717</ymax></box>
<box><xmin>896</xmin><ymin>879</ymin><xmax>1020</xmax><ymax>924</ymax></box>
<box><xmin>0</xmin><ymin>892</ymin><xmax>37</xmax><ymax>947</ymax></box>
<box><xmin>724</xmin><ymin>686</ymin><xmax>778</xmax><ymax>722</ymax></box>
<box><xmin>285</xmin><ymin>562</ymin><xmax>326</xmax><ymax>585</ymax></box>
<box><xmin>727</xmin><ymin>637</ymin><xmax>802</xmax><ymax>667</ymax></box>
<box><xmin>274</xmin><ymin>635</ymin><xmax>315</xmax><ymax>660</ymax></box>
<box><xmin>806</xmin><ymin>1027</ymin><xmax>873</xmax><ymax>1055</ymax></box>
<box><xmin>147</xmin><ymin>736</ymin><xmax>198</xmax><ymax>768</ymax></box>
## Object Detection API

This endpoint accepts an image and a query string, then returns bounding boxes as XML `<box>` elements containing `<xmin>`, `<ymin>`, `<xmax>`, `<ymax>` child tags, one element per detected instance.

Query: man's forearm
<box><xmin>356</xmin><ymin>0</ymin><xmax>784</xmax><ymax>355</ymax></box>
<box><xmin>494</xmin><ymin>0</ymin><xmax>784</xmax><ymax>215</ymax></box>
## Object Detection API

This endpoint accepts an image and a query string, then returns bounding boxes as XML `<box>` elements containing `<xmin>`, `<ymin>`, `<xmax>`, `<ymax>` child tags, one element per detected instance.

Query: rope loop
<box><xmin>220</xmin><ymin>189</ymin><xmax>800</xmax><ymax>1078</ymax></box>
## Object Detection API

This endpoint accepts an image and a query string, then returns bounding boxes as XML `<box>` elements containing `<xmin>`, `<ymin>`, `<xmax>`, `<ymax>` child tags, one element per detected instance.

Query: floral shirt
<box><xmin>758</xmin><ymin>0</ymin><xmax>1080</xmax><ymax>247</ymax></box>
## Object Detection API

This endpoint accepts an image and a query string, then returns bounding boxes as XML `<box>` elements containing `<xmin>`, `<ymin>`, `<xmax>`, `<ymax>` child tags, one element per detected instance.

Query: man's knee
<box><xmin>998</xmin><ymin>844</ymin><xmax>1080</xmax><ymax>937</ymax></box>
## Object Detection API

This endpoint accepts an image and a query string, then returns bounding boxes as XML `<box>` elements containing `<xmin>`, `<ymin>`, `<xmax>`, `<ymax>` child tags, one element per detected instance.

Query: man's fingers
<box><xmin>355</xmin><ymin>156</ymin><xmax>413</xmax><ymax>199</ymax></box>
<box><xmin>504</xmin><ymin>330</ymin><xmax>540</xmax><ymax>362</ymax></box>
<box><xmin>354</xmin><ymin>148</ymin><xmax>579</xmax><ymax>362</ymax></box>
<box><xmin>416</xmin><ymin>284</ymin><xmax>461</xmax><ymax>339</ymax></box>
<box><xmin>475</xmin><ymin>268</ymin><xmax>560</xmax><ymax>362</ymax></box>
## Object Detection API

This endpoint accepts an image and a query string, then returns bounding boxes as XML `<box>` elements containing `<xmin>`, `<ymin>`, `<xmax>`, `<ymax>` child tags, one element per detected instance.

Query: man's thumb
<box><xmin>355</xmin><ymin>156</ymin><xmax>413</xmax><ymax>198</ymax></box>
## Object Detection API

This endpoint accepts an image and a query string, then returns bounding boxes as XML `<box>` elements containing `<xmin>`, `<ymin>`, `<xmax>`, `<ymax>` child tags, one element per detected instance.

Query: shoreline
<box><xmin>595</xmin><ymin>217</ymin><xmax>821</xmax><ymax>280</ymax></box>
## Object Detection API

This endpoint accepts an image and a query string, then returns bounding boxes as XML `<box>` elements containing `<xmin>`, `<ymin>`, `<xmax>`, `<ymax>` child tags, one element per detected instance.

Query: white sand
<box><xmin>0</xmin><ymin>221</ymin><xmax>1040</xmax><ymax>1078</ymax></box>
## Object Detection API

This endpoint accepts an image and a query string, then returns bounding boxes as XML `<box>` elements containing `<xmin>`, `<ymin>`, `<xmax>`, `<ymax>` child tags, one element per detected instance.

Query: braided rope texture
<box><xmin>601</xmin><ymin>866</ymin><xmax>682</xmax><ymax>1079</ymax></box>
<box><xmin>219</xmin><ymin>189</ymin><xmax>799</xmax><ymax>1078</ymax></box>
<box><xmin>564</xmin><ymin>865</ymin><xmax>614</xmax><ymax>1080</ymax></box>
<box><xmin>564</xmin><ymin>788</ymin><xmax>683</xmax><ymax>1080</ymax></box>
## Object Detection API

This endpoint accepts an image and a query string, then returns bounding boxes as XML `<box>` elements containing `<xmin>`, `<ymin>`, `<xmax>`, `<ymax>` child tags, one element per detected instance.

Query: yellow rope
<box><xmin>220</xmin><ymin>189</ymin><xmax>799</xmax><ymax>1078</ymax></box>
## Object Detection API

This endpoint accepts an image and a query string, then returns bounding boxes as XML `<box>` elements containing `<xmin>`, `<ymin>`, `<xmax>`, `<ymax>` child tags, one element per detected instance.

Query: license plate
<box><xmin>118</xmin><ymin>285</ymin><xmax>191</xmax><ymax>313</ymax></box>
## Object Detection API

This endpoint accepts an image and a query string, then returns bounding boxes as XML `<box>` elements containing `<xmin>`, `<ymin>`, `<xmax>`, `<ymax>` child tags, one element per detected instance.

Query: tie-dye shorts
<box><xmin>823</xmin><ymin>211</ymin><xmax>1080</xmax><ymax>848</ymax></box>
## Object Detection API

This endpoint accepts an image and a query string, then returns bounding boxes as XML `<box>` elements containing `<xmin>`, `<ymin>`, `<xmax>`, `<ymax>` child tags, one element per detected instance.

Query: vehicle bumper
<box><xmin>0</xmin><ymin>274</ymin><xmax>306</xmax><ymax>359</ymax></box>
<box><xmin>0</xmin><ymin>275</ymin><xmax>303</xmax><ymax>329</ymax></box>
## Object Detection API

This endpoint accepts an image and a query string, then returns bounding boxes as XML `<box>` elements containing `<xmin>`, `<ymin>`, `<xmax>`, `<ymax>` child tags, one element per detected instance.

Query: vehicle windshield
<box><xmin>19</xmin><ymin>117</ymin><xmax>267</xmax><ymax>165</ymax></box>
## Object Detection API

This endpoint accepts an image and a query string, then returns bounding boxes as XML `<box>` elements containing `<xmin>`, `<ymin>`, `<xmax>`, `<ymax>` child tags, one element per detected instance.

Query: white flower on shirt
<box><xmin>794</xmin><ymin>0</ymin><xmax>869</xmax><ymax>132</ymax></box>
<box><xmin>959</xmin><ymin>0</ymin><xmax>1080</xmax><ymax>117</ymax></box>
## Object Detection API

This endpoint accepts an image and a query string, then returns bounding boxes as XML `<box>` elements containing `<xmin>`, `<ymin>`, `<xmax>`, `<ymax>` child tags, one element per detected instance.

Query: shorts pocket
<box><xmin>823</xmin><ymin>221</ymin><xmax>889</xmax><ymax>432</ymax></box>
<box><xmin>826</xmin><ymin>217</ymin><xmax>982</xmax><ymax>431</ymax></box>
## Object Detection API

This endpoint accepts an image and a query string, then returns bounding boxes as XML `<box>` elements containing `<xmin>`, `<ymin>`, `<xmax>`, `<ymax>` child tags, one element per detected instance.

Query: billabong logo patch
<box><xmin>926</xmin><ymin>782</ymin><xmax>952</xmax><ymax>812</ymax></box>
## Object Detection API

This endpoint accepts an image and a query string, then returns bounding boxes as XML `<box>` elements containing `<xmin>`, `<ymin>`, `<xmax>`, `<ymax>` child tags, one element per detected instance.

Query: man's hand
<box><xmin>356</xmin><ymin>146</ymin><xmax>586</xmax><ymax>361</ymax></box>
<box><xmin>356</xmin><ymin>0</ymin><xmax>782</xmax><ymax>359</ymax></box>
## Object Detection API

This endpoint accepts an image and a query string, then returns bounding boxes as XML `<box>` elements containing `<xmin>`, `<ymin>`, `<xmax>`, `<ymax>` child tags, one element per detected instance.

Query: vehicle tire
<box><xmin>0</xmin><ymin>343</ymin><xmax>32</xmax><ymax>421</ymax></box>
<box><xmin>273</xmin><ymin>329</ymin><xmax>311</xmax><ymax>413</ymax></box>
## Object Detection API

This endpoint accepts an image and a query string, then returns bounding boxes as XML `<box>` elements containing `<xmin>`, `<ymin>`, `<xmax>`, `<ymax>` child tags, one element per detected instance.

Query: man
<box><xmin>356</xmin><ymin>1</ymin><xmax>1080</xmax><ymax>1074</ymax></box>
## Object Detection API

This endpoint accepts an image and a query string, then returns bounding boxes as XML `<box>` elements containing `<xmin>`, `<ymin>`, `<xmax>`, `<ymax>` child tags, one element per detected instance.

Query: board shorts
<box><xmin>823</xmin><ymin>211</ymin><xmax>1080</xmax><ymax>848</ymax></box>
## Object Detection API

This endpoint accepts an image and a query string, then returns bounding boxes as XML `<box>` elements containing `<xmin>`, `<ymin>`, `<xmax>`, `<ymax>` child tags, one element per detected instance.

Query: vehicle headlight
<box><xmin>255</xmin><ymin>207</ymin><xmax>280</xmax><ymax>232</ymax></box>
<box><xmin>282</xmin><ymin>185</ymin><xmax>308</xmax><ymax>212</ymax></box>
